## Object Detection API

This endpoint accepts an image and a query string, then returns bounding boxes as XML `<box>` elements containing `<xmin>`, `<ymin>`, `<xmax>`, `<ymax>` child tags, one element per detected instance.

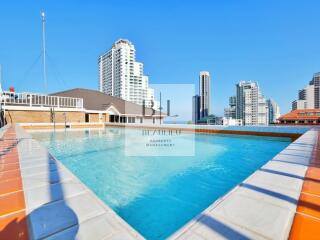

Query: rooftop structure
<box><xmin>278</xmin><ymin>109</ymin><xmax>320</xmax><ymax>125</ymax></box>
<box><xmin>0</xmin><ymin>88</ymin><xmax>165</xmax><ymax>125</ymax></box>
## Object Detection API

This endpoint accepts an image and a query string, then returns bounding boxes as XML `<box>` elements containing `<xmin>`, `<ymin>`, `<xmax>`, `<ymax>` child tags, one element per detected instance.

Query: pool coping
<box><xmin>169</xmin><ymin>127</ymin><xmax>320</xmax><ymax>239</ymax></box>
<box><xmin>19</xmin><ymin>122</ymin><xmax>309</xmax><ymax>141</ymax></box>
<box><xmin>0</xmin><ymin>124</ymin><xmax>144</xmax><ymax>239</ymax></box>
<box><xmin>1</xmin><ymin>124</ymin><xmax>319</xmax><ymax>239</ymax></box>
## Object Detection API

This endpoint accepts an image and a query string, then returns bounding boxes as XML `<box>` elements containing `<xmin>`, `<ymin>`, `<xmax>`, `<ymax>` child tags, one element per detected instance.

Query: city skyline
<box><xmin>0</xmin><ymin>1</ymin><xmax>320</xmax><ymax>115</ymax></box>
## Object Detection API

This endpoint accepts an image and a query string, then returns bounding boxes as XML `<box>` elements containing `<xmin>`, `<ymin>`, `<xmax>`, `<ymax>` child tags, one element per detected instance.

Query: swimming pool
<box><xmin>30</xmin><ymin>127</ymin><xmax>291</xmax><ymax>239</ymax></box>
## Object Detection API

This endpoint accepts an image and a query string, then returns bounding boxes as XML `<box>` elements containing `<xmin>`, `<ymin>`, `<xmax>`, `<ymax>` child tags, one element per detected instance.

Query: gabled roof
<box><xmin>50</xmin><ymin>88</ymin><xmax>162</xmax><ymax>116</ymax></box>
<box><xmin>278</xmin><ymin>109</ymin><xmax>320</xmax><ymax>120</ymax></box>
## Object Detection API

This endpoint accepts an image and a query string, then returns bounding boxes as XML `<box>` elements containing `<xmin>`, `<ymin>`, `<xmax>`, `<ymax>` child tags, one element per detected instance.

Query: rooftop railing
<box><xmin>0</xmin><ymin>91</ymin><xmax>83</xmax><ymax>109</ymax></box>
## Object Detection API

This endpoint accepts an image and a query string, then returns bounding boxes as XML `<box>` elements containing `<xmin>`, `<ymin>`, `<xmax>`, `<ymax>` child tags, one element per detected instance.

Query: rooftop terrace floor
<box><xmin>0</xmin><ymin>124</ymin><xmax>319</xmax><ymax>239</ymax></box>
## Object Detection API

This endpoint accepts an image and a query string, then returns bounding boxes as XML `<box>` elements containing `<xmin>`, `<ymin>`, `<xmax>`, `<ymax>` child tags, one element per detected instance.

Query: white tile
<box><xmin>173</xmin><ymin>213</ymin><xmax>265</xmax><ymax>240</ymax></box>
<box><xmin>244</xmin><ymin>170</ymin><xmax>303</xmax><ymax>193</ymax></box>
<box><xmin>28</xmin><ymin>192</ymin><xmax>107</xmax><ymax>239</ymax></box>
<box><xmin>262</xmin><ymin>160</ymin><xmax>307</xmax><ymax>178</ymax></box>
<box><xmin>22</xmin><ymin>168</ymin><xmax>75</xmax><ymax>190</ymax></box>
<box><xmin>25</xmin><ymin>181</ymin><xmax>86</xmax><ymax>211</ymax></box>
<box><xmin>210</xmin><ymin>193</ymin><xmax>294</xmax><ymax>239</ymax></box>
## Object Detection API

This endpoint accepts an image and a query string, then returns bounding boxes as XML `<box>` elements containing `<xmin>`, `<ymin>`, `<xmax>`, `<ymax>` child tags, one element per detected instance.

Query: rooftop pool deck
<box><xmin>0</xmin><ymin>123</ymin><xmax>319</xmax><ymax>239</ymax></box>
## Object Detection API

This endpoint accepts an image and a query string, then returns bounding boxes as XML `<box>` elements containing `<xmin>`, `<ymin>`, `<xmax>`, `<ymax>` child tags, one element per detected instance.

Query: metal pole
<box><xmin>0</xmin><ymin>65</ymin><xmax>3</xmax><ymax>127</ymax></box>
<box><xmin>41</xmin><ymin>12</ymin><xmax>47</xmax><ymax>92</ymax></box>
<box><xmin>160</xmin><ymin>92</ymin><xmax>162</xmax><ymax>125</ymax></box>
<box><xmin>0</xmin><ymin>64</ymin><xmax>2</xmax><ymax>90</ymax></box>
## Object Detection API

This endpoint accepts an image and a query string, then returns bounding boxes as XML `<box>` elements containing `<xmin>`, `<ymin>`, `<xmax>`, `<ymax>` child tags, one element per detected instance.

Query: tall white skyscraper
<box><xmin>98</xmin><ymin>39</ymin><xmax>157</xmax><ymax>108</ymax></box>
<box><xmin>236</xmin><ymin>81</ymin><xmax>269</xmax><ymax>125</ymax></box>
<box><xmin>199</xmin><ymin>71</ymin><xmax>211</xmax><ymax>118</ymax></box>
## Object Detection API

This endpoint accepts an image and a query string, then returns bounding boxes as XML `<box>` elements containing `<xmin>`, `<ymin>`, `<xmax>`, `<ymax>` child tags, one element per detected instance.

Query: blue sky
<box><xmin>0</xmin><ymin>0</ymin><xmax>319</xmax><ymax>115</ymax></box>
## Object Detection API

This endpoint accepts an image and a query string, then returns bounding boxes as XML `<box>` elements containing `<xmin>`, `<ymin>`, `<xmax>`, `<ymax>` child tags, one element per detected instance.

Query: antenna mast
<box><xmin>41</xmin><ymin>11</ymin><xmax>47</xmax><ymax>92</ymax></box>
<box><xmin>0</xmin><ymin>64</ymin><xmax>2</xmax><ymax>91</ymax></box>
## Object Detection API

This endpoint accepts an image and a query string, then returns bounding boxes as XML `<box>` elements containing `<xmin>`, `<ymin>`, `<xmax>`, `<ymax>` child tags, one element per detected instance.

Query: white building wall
<box><xmin>236</xmin><ymin>81</ymin><xmax>268</xmax><ymax>125</ymax></box>
<box><xmin>306</xmin><ymin>84</ymin><xmax>315</xmax><ymax>109</ymax></box>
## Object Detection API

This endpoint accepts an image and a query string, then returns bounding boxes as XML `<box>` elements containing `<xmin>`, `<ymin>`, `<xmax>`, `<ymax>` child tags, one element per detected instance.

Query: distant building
<box><xmin>222</xmin><ymin>117</ymin><xmax>243</xmax><ymax>126</ymax></box>
<box><xmin>235</xmin><ymin>81</ymin><xmax>269</xmax><ymax>125</ymax></box>
<box><xmin>199</xmin><ymin>71</ymin><xmax>211</xmax><ymax>118</ymax></box>
<box><xmin>98</xmin><ymin>39</ymin><xmax>157</xmax><ymax>108</ymax></box>
<box><xmin>192</xmin><ymin>95</ymin><xmax>200</xmax><ymax>124</ymax></box>
<box><xmin>292</xmin><ymin>72</ymin><xmax>320</xmax><ymax>110</ymax></box>
<box><xmin>278</xmin><ymin>109</ymin><xmax>320</xmax><ymax>125</ymax></box>
<box><xmin>197</xmin><ymin>114</ymin><xmax>222</xmax><ymax>125</ymax></box>
<box><xmin>224</xmin><ymin>96</ymin><xmax>236</xmax><ymax>119</ymax></box>
<box><xmin>267</xmin><ymin>99</ymin><xmax>281</xmax><ymax>124</ymax></box>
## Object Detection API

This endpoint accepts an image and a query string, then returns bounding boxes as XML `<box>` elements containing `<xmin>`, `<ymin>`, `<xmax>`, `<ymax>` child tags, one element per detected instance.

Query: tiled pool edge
<box><xmin>19</xmin><ymin>122</ymin><xmax>309</xmax><ymax>141</ymax></box>
<box><xmin>288</xmin><ymin>129</ymin><xmax>320</xmax><ymax>239</ymax></box>
<box><xmin>0</xmin><ymin>125</ymin><xmax>29</xmax><ymax>240</ymax></box>
<box><xmin>169</xmin><ymin>127</ymin><xmax>320</xmax><ymax>239</ymax></box>
<box><xmin>4</xmin><ymin>124</ymin><xmax>144</xmax><ymax>239</ymax></box>
<box><xmin>104</xmin><ymin>123</ymin><xmax>305</xmax><ymax>141</ymax></box>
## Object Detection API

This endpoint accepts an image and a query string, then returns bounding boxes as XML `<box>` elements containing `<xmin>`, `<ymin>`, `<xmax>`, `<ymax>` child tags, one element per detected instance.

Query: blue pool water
<box><xmin>31</xmin><ymin>128</ymin><xmax>291</xmax><ymax>239</ymax></box>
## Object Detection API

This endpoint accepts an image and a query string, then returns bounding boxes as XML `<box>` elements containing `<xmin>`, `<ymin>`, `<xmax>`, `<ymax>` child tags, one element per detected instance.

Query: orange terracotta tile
<box><xmin>302</xmin><ymin>180</ymin><xmax>320</xmax><ymax>196</ymax></box>
<box><xmin>0</xmin><ymin>191</ymin><xmax>25</xmax><ymax>216</ymax></box>
<box><xmin>0</xmin><ymin>178</ymin><xmax>22</xmax><ymax>195</ymax></box>
<box><xmin>305</xmin><ymin>167</ymin><xmax>320</xmax><ymax>181</ymax></box>
<box><xmin>0</xmin><ymin>163</ymin><xmax>20</xmax><ymax>172</ymax></box>
<box><xmin>0</xmin><ymin>170</ymin><xmax>21</xmax><ymax>183</ymax></box>
<box><xmin>297</xmin><ymin>193</ymin><xmax>320</xmax><ymax>219</ymax></box>
<box><xmin>0</xmin><ymin>157</ymin><xmax>19</xmax><ymax>165</ymax></box>
<box><xmin>289</xmin><ymin>213</ymin><xmax>320</xmax><ymax>240</ymax></box>
<box><xmin>0</xmin><ymin>211</ymin><xmax>28</xmax><ymax>240</ymax></box>
<box><xmin>310</xmin><ymin>162</ymin><xmax>320</xmax><ymax>167</ymax></box>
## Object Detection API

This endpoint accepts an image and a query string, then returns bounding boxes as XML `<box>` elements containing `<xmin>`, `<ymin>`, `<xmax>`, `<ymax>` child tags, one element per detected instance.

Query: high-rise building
<box><xmin>267</xmin><ymin>99</ymin><xmax>281</xmax><ymax>124</ymax></box>
<box><xmin>224</xmin><ymin>96</ymin><xmax>236</xmax><ymax>119</ymax></box>
<box><xmin>98</xmin><ymin>39</ymin><xmax>157</xmax><ymax>108</ymax></box>
<box><xmin>192</xmin><ymin>95</ymin><xmax>200</xmax><ymax>124</ymax></box>
<box><xmin>311</xmin><ymin>72</ymin><xmax>320</xmax><ymax>108</ymax></box>
<box><xmin>292</xmin><ymin>72</ymin><xmax>320</xmax><ymax>110</ymax></box>
<box><xmin>199</xmin><ymin>71</ymin><xmax>211</xmax><ymax>118</ymax></box>
<box><xmin>235</xmin><ymin>81</ymin><xmax>269</xmax><ymax>125</ymax></box>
